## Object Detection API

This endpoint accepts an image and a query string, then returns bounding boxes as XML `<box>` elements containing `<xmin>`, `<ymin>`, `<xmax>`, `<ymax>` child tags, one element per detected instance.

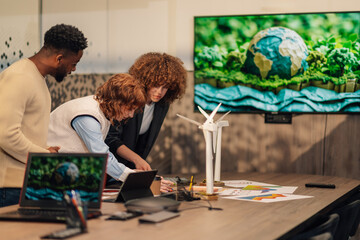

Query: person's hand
<box><xmin>47</xmin><ymin>146</ymin><xmax>60</xmax><ymax>153</ymax></box>
<box><xmin>160</xmin><ymin>177</ymin><xmax>175</xmax><ymax>193</ymax></box>
<box><xmin>134</xmin><ymin>158</ymin><xmax>152</xmax><ymax>171</ymax></box>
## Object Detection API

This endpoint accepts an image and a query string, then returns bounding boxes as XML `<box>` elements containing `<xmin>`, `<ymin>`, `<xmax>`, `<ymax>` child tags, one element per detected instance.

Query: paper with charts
<box><xmin>219</xmin><ymin>180</ymin><xmax>313</xmax><ymax>202</ymax></box>
<box><xmin>222</xmin><ymin>180</ymin><xmax>282</xmax><ymax>188</ymax></box>
<box><xmin>223</xmin><ymin>193</ymin><xmax>313</xmax><ymax>203</ymax></box>
<box><xmin>219</xmin><ymin>185</ymin><xmax>298</xmax><ymax>196</ymax></box>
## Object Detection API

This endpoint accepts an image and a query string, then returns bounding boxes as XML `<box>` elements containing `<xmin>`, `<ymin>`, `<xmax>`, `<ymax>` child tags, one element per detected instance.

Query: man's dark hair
<box><xmin>44</xmin><ymin>24</ymin><xmax>88</xmax><ymax>53</ymax></box>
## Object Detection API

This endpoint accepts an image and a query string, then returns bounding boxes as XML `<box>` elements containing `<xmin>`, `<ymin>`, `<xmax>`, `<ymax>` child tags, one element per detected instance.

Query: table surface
<box><xmin>0</xmin><ymin>172</ymin><xmax>359</xmax><ymax>240</ymax></box>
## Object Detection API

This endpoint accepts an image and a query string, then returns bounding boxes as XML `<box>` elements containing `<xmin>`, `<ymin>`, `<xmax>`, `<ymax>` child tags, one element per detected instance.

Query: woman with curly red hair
<box><xmin>47</xmin><ymin>73</ymin><xmax>146</xmax><ymax>182</ymax></box>
<box><xmin>105</xmin><ymin>52</ymin><xmax>187</xmax><ymax>190</ymax></box>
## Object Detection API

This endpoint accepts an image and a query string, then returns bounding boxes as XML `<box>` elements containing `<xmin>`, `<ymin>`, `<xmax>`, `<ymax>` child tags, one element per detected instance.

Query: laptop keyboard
<box><xmin>17</xmin><ymin>208</ymin><xmax>67</xmax><ymax>217</ymax></box>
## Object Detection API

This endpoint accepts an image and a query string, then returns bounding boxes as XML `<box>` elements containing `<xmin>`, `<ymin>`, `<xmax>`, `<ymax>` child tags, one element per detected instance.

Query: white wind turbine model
<box><xmin>177</xmin><ymin>103</ymin><xmax>230</xmax><ymax>195</ymax></box>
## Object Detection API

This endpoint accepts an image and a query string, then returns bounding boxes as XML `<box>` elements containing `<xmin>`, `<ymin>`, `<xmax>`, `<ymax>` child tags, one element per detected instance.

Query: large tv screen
<box><xmin>194</xmin><ymin>11</ymin><xmax>360</xmax><ymax>113</ymax></box>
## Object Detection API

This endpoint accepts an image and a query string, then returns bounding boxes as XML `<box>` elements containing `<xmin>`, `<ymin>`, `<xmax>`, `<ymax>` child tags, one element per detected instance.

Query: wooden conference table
<box><xmin>0</xmin><ymin>172</ymin><xmax>359</xmax><ymax>240</ymax></box>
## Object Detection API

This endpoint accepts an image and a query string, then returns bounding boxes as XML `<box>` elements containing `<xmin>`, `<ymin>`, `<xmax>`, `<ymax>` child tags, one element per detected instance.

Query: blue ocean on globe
<box><xmin>244</xmin><ymin>27</ymin><xmax>308</xmax><ymax>79</ymax></box>
<box><xmin>53</xmin><ymin>162</ymin><xmax>79</xmax><ymax>186</ymax></box>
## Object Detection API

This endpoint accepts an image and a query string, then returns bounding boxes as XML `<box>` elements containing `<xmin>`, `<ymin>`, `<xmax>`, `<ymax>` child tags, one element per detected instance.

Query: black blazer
<box><xmin>105</xmin><ymin>100</ymin><xmax>169</xmax><ymax>169</ymax></box>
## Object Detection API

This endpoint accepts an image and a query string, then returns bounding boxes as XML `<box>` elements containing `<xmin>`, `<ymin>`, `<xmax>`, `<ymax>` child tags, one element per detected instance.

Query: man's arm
<box><xmin>71</xmin><ymin>116</ymin><xmax>134</xmax><ymax>181</ymax></box>
<box><xmin>0</xmin><ymin>75</ymin><xmax>49</xmax><ymax>163</ymax></box>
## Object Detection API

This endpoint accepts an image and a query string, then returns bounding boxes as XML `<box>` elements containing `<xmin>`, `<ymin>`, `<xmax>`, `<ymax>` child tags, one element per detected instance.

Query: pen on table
<box><xmin>71</xmin><ymin>190</ymin><xmax>87</xmax><ymax>228</ymax></box>
<box><xmin>189</xmin><ymin>176</ymin><xmax>194</xmax><ymax>191</ymax></box>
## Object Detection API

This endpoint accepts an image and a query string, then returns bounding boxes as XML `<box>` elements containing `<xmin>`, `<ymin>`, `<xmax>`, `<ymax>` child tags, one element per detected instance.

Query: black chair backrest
<box><xmin>290</xmin><ymin>213</ymin><xmax>339</xmax><ymax>240</ymax></box>
<box><xmin>349</xmin><ymin>196</ymin><xmax>360</xmax><ymax>237</ymax></box>
<box><xmin>309</xmin><ymin>232</ymin><xmax>333</xmax><ymax>240</ymax></box>
<box><xmin>332</xmin><ymin>199</ymin><xmax>360</xmax><ymax>240</ymax></box>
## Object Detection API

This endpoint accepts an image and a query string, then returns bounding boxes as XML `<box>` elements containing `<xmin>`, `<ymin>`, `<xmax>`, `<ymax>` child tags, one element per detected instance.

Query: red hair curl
<box><xmin>94</xmin><ymin>73</ymin><xmax>146</xmax><ymax>124</ymax></box>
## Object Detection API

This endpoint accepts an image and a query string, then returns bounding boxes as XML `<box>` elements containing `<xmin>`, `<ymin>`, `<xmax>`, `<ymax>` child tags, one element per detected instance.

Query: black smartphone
<box><xmin>106</xmin><ymin>211</ymin><xmax>143</xmax><ymax>221</ymax></box>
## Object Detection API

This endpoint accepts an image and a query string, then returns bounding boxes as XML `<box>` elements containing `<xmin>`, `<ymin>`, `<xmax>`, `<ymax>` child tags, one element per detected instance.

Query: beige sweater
<box><xmin>0</xmin><ymin>59</ymin><xmax>50</xmax><ymax>188</ymax></box>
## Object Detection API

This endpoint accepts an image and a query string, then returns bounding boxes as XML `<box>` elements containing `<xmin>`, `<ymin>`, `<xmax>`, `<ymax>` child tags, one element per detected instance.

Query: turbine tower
<box><xmin>177</xmin><ymin>103</ymin><xmax>230</xmax><ymax>194</ymax></box>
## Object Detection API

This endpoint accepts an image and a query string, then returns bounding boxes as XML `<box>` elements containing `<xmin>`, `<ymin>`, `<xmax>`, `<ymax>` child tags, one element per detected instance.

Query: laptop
<box><xmin>0</xmin><ymin>152</ymin><xmax>107</xmax><ymax>223</ymax></box>
<box><xmin>104</xmin><ymin>170</ymin><xmax>158</xmax><ymax>203</ymax></box>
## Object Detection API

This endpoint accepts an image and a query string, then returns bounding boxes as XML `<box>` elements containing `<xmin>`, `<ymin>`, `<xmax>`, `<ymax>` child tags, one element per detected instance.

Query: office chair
<box><xmin>308</xmin><ymin>232</ymin><xmax>333</xmax><ymax>240</ymax></box>
<box><xmin>290</xmin><ymin>213</ymin><xmax>339</xmax><ymax>240</ymax></box>
<box><xmin>331</xmin><ymin>199</ymin><xmax>360</xmax><ymax>240</ymax></box>
<box><xmin>349</xmin><ymin>205</ymin><xmax>360</xmax><ymax>238</ymax></box>
<box><xmin>349</xmin><ymin>193</ymin><xmax>360</xmax><ymax>238</ymax></box>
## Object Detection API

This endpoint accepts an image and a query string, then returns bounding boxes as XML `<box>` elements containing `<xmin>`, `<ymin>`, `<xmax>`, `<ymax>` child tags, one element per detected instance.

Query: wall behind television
<box><xmin>40</xmin><ymin>0</ymin><xmax>360</xmax><ymax>73</ymax></box>
<box><xmin>1</xmin><ymin>0</ymin><xmax>359</xmax><ymax>179</ymax></box>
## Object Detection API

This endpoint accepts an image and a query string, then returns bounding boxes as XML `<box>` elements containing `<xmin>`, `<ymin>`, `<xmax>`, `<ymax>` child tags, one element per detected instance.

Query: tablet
<box><xmin>114</xmin><ymin>170</ymin><xmax>158</xmax><ymax>202</ymax></box>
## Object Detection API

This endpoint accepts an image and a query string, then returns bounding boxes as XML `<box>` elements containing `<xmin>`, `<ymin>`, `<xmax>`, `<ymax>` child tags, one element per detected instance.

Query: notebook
<box><xmin>0</xmin><ymin>152</ymin><xmax>107</xmax><ymax>223</ymax></box>
<box><xmin>104</xmin><ymin>170</ymin><xmax>158</xmax><ymax>203</ymax></box>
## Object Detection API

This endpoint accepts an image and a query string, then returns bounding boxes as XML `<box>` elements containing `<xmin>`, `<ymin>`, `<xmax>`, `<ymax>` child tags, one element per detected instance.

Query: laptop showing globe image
<box><xmin>0</xmin><ymin>152</ymin><xmax>107</xmax><ymax>222</ymax></box>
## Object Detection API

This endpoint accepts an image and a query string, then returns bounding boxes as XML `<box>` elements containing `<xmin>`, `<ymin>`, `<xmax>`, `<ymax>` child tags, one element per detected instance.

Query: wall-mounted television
<box><xmin>194</xmin><ymin>11</ymin><xmax>360</xmax><ymax>115</ymax></box>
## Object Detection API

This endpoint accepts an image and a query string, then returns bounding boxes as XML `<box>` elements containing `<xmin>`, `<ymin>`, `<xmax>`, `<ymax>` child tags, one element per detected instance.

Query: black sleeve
<box><xmin>105</xmin><ymin>122</ymin><xmax>125</xmax><ymax>155</ymax></box>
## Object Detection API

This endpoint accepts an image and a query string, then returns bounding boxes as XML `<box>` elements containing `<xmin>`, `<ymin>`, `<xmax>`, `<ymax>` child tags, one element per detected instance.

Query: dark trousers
<box><xmin>0</xmin><ymin>188</ymin><xmax>21</xmax><ymax>207</ymax></box>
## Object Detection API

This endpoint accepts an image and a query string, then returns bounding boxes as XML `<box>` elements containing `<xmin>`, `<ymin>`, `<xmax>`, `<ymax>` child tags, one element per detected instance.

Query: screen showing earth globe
<box><xmin>194</xmin><ymin>11</ymin><xmax>360</xmax><ymax>113</ymax></box>
<box><xmin>25</xmin><ymin>155</ymin><xmax>104</xmax><ymax>202</ymax></box>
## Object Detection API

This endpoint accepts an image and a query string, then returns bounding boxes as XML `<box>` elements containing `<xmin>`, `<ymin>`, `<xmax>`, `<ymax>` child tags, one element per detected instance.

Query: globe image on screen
<box><xmin>244</xmin><ymin>27</ymin><xmax>308</xmax><ymax>79</ymax></box>
<box><xmin>52</xmin><ymin>162</ymin><xmax>79</xmax><ymax>186</ymax></box>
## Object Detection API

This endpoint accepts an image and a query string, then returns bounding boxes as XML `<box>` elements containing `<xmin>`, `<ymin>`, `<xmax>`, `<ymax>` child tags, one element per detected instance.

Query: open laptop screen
<box><xmin>20</xmin><ymin>152</ymin><xmax>107</xmax><ymax>210</ymax></box>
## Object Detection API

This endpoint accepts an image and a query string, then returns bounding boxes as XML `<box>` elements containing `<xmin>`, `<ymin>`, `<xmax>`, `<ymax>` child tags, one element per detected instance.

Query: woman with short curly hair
<box><xmin>105</xmin><ymin>52</ymin><xmax>187</xmax><ymax>191</ymax></box>
<box><xmin>95</xmin><ymin>73</ymin><xmax>146</xmax><ymax>125</ymax></box>
<box><xmin>47</xmin><ymin>73</ymin><xmax>146</xmax><ymax>182</ymax></box>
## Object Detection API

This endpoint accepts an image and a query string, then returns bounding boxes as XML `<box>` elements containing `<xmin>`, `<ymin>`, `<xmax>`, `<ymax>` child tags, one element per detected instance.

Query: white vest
<box><xmin>47</xmin><ymin>95</ymin><xmax>110</xmax><ymax>153</ymax></box>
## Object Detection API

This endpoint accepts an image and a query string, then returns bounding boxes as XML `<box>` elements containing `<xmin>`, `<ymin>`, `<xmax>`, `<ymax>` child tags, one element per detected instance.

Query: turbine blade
<box><xmin>197</xmin><ymin>106</ymin><xmax>210</xmax><ymax>119</ymax></box>
<box><xmin>216</xmin><ymin>111</ymin><xmax>231</xmax><ymax>123</ymax></box>
<box><xmin>176</xmin><ymin>114</ymin><xmax>202</xmax><ymax>126</ymax></box>
<box><xmin>202</xmin><ymin>129</ymin><xmax>208</xmax><ymax>144</ymax></box>
<box><xmin>208</xmin><ymin>103</ymin><xmax>222</xmax><ymax>121</ymax></box>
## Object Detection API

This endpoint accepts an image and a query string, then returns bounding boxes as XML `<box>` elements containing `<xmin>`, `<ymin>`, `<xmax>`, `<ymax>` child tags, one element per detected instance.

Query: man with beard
<box><xmin>0</xmin><ymin>24</ymin><xmax>87</xmax><ymax>207</ymax></box>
